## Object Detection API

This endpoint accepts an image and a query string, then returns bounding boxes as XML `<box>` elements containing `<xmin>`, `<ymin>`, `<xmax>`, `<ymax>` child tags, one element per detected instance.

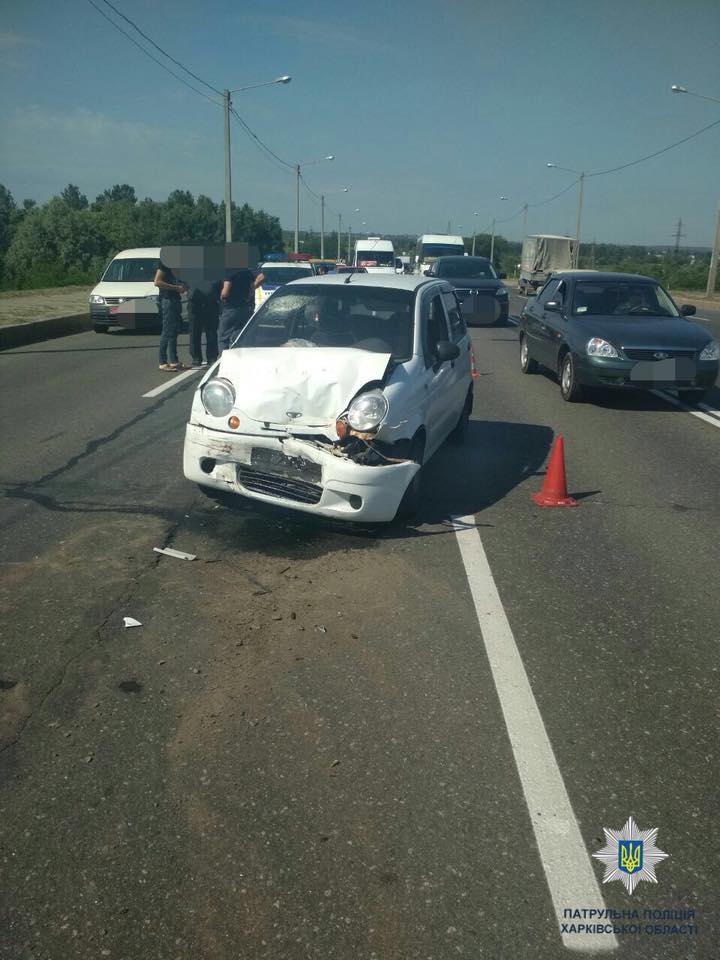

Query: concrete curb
<box><xmin>0</xmin><ymin>314</ymin><xmax>91</xmax><ymax>351</ymax></box>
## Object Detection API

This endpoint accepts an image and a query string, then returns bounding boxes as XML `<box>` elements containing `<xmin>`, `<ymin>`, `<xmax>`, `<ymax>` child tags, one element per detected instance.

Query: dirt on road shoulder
<box><xmin>0</xmin><ymin>285</ymin><xmax>91</xmax><ymax>326</ymax></box>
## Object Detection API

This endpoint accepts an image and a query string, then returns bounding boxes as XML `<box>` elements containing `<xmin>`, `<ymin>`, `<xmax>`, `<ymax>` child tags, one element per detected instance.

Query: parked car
<box><xmin>183</xmin><ymin>274</ymin><xmax>474</xmax><ymax>523</ymax></box>
<box><xmin>518</xmin><ymin>271</ymin><xmax>719</xmax><ymax>403</ymax></box>
<box><xmin>424</xmin><ymin>255</ymin><xmax>509</xmax><ymax>325</ymax></box>
<box><xmin>89</xmin><ymin>247</ymin><xmax>161</xmax><ymax>332</ymax></box>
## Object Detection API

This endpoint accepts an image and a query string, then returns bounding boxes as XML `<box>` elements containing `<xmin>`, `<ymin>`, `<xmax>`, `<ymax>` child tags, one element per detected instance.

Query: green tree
<box><xmin>94</xmin><ymin>184</ymin><xmax>137</xmax><ymax>206</ymax></box>
<box><xmin>60</xmin><ymin>184</ymin><xmax>88</xmax><ymax>210</ymax></box>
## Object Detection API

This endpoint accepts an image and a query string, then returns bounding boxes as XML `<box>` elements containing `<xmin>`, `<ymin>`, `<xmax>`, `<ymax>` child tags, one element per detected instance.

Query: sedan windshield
<box><xmin>261</xmin><ymin>267</ymin><xmax>313</xmax><ymax>286</ymax></box>
<box><xmin>437</xmin><ymin>257</ymin><xmax>496</xmax><ymax>279</ymax></box>
<box><xmin>236</xmin><ymin>284</ymin><xmax>414</xmax><ymax>360</ymax></box>
<box><xmin>571</xmin><ymin>282</ymin><xmax>679</xmax><ymax>318</ymax></box>
<box><xmin>102</xmin><ymin>258</ymin><xmax>158</xmax><ymax>282</ymax></box>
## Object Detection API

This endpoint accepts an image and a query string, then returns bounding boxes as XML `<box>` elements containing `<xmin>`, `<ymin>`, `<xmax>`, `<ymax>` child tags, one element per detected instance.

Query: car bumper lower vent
<box><xmin>236</xmin><ymin>466</ymin><xmax>323</xmax><ymax>504</ymax></box>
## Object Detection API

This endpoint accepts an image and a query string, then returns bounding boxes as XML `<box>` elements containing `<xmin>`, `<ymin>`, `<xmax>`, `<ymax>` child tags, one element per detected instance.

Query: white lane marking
<box><xmin>651</xmin><ymin>389</ymin><xmax>720</xmax><ymax>429</ymax></box>
<box><xmin>452</xmin><ymin>516</ymin><xmax>617</xmax><ymax>954</ymax></box>
<box><xmin>142</xmin><ymin>367</ymin><xmax>202</xmax><ymax>398</ymax></box>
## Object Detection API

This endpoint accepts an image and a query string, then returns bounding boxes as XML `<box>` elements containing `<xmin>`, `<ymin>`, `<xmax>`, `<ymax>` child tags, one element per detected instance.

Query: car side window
<box><xmin>538</xmin><ymin>278</ymin><xmax>560</xmax><ymax>305</ymax></box>
<box><xmin>421</xmin><ymin>292</ymin><xmax>450</xmax><ymax>366</ymax></box>
<box><xmin>443</xmin><ymin>291</ymin><xmax>467</xmax><ymax>343</ymax></box>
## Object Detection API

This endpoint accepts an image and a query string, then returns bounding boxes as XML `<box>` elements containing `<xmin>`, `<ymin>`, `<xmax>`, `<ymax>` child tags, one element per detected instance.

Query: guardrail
<box><xmin>0</xmin><ymin>314</ymin><xmax>91</xmax><ymax>351</ymax></box>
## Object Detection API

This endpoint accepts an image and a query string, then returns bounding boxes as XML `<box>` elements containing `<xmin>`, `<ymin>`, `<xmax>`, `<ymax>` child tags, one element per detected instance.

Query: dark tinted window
<box><xmin>422</xmin><ymin>293</ymin><xmax>449</xmax><ymax>364</ymax></box>
<box><xmin>436</xmin><ymin>257</ymin><xmax>496</xmax><ymax>279</ymax></box>
<box><xmin>421</xmin><ymin>243</ymin><xmax>465</xmax><ymax>258</ymax></box>
<box><xmin>261</xmin><ymin>267</ymin><xmax>313</xmax><ymax>285</ymax></box>
<box><xmin>538</xmin><ymin>278</ymin><xmax>561</xmax><ymax>304</ymax></box>
<box><xmin>443</xmin><ymin>291</ymin><xmax>467</xmax><ymax>343</ymax></box>
<box><xmin>102</xmin><ymin>257</ymin><xmax>158</xmax><ymax>282</ymax></box>
<box><xmin>571</xmin><ymin>282</ymin><xmax>678</xmax><ymax>317</ymax></box>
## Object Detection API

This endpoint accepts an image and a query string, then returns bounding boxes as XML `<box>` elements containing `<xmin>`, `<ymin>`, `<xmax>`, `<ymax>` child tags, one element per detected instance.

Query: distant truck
<box><xmin>415</xmin><ymin>234</ymin><xmax>465</xmax><ymax>274</ymax></box>
<box><xmin>518</xmin><ymin>234</ymin><xmax>574</xmax><ymax>295</ymax></box>
<box><xmin>353</xmin><ymin>237</ymin><xmax>396</xmax><ymax>274</ymax></box>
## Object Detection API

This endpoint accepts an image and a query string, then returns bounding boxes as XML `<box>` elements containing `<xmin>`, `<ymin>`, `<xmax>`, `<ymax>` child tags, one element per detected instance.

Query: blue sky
<box><xmin>1</xmin><ymin>0</ymin><xmax>719</xmax><ymax>246</ymax></box>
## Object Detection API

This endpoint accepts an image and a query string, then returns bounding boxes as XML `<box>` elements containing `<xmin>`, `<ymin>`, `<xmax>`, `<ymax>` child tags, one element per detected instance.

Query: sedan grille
<box><xmin>623</xmin><ymin>347</ymin><xmax>697</xmax><ymax>361</ymax></box>
<box><xmin>236</xmin><ymin>466</ymin><xmax>322</xmax><ymax>505</ymax></box>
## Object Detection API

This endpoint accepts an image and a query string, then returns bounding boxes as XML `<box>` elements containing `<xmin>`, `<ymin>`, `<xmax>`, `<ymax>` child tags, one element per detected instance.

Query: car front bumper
<box><xmin>183</xmin><ymin>422</ymin><xmax>418</xmax><ymax>523</ymax></box>
<box><xmin>90</xmin><ymin>301</ymin><xmax>161</xmax><ymax>329</ymax></box>
<box><xmin>461</xmin><ymin>294</ymin><xmax>509</xmax><ymax>326</ymax></box>
<box><xmin>575</xmin><ymin>354</ymin><xmax>718</xmax><ymax>390</ymax></box>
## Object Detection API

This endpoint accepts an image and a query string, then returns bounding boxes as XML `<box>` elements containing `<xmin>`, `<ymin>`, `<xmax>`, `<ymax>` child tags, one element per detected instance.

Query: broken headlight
<box><xmin>346</xmin><ymin>390</ymin><xmax>388</xmax><ymax>432</ymax></box>
<box><xmin>201</xmin><ymin>378</ymin><xmax>235</xmax><ymax>417</ymax></box>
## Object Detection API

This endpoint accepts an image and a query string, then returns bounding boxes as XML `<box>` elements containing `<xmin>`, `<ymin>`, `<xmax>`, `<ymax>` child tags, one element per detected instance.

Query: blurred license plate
<box><xmin>250</xmin><ymin>448</ymin><xmax>321</xmax><ymax>482</ymax></box>
<box><xmin>630</xmin><ymin>358</ymin><xmax>696</xmax><ymax>381</ymax></box>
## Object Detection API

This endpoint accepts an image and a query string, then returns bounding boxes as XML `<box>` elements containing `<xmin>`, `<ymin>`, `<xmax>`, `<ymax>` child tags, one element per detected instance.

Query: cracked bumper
<box><xmin>183</xmin><ymin>422</ymin><xmax>417</xmax><ymax>523</ymax></box>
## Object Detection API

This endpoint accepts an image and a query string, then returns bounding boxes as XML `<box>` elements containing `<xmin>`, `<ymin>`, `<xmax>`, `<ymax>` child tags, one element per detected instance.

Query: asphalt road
<box><xmin>1</xmin><ymin>300</ymin><xmax>718</xmax><ymax>960</ymax></box>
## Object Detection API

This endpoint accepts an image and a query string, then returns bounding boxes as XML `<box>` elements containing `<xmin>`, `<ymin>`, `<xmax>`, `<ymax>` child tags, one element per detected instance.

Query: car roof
<box><xmin>112</xmin><ymin>247</ymin><xmax>161</xmax><ymax>259</ymax></box>
<box><xmin>260</xmin><ymin>261</ymin><xmax>313</xmax><ymax>268</ymax></box>
<box><xmin>435</xmin><ymin>254</ymin><xmax>490</xmax><ymax>262</ymax></box>
<box><xmin>553</xmin><ymin>270</ymin><xmax>659</xmax><ymax>283</ymax></box>
<box><xmin>285</xmin><ymin>274</ymin><xmax>441</xmax><ymax>291</ymax></box>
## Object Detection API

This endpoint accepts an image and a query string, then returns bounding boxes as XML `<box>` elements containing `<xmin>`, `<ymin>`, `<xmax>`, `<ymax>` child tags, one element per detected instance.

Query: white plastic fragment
<box><xmin>123</xmin><ymin>616</ymin><xmax>142</xmax><ymax>628</ymax></box>
<box><xmin>153</xmin><ymin>547</ymin><xmax>197</xmax><ymax>561</ymax></box>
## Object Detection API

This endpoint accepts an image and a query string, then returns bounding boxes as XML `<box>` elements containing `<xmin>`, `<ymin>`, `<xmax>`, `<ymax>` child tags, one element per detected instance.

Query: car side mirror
<box><xmin>680</xmin><ymin>304</ymin><xmax>696</xmax><ymax>316</ymax></box>
<box><xmin>423</xmin><ymin>269</ymin><xmax>431</xmax><ymax>276</ymax></box>
<box><xmin>544</xmin><ymin>300</ymin><xmax>561</xmax><ymax>312</ymax></box>
<box><xmin>435</xmin><ymin>341</ymin><xmax>460</xmax><ymax>363</ymax></box>
<box><xmin>497</xmin><ymin>271</ymin><xmax>507</xmax><ymax>279</ymax></box>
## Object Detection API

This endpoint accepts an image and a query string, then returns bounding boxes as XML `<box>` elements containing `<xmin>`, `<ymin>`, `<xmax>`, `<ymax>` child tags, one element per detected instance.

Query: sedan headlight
<box><xmin>200</xmin><ymin>378</ymin><xmax>236</xmax><ymax>417</ymax></box>
<box><xmin>90</xmin><ymin>294</ymin><xmax>106</xmax><ymax>304</ymax></box>
<box><xmin>346</xmin><ymin>390</ymin><xmax>388</xmax><ymax>432</ymax></box>
<box><xmin>699</xmin><ymin>340</ymin><xmax>719</xmax><ymax>361</ymax></box>
<box><xmin>496</xmin><ymin>287</ymin><xmax>508</xmax><ymax>298</ymax></box>
<box><xmin>586</xmin><ymin>337</ymin><xmax>619</xmax><ymax>359</ymax></box>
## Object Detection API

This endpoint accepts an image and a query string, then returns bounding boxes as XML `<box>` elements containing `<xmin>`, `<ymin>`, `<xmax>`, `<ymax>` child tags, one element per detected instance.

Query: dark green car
<box><xmin>518</xmin><ymin>271</ymin><xmax>719</xmax><ymax>403</ymax></box>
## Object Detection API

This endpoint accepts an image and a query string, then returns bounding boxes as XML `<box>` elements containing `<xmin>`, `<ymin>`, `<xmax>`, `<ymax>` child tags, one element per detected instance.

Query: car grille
<box><xmin>104</xmin><ymin>297</ymin><xmax>127</xmax><ymax>305</ymax></box>
<box><xmin>623</xmin><ymin>347</ymin><xmax>697</xmax><ymax>361</ymax></box>
<box><xmin>236</xmin><ymin>466</ymin><xmax>322</xmax><ymax>505</ymax></box>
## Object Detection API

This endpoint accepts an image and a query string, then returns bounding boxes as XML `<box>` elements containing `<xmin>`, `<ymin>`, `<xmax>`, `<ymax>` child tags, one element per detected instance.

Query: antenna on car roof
<box><xmin>344</xmin><ymin>269</ymin><xmax>353</xmax><ymax>284</ymax></box>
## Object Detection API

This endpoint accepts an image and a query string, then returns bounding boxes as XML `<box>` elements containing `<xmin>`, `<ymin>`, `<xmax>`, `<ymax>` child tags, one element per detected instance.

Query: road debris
<box><xmin>123</xmin><ymin>616</ymin><xmax>142</xmax><ymax>628</ymax></box>
<box><xmin>317</xmin><ymin>625</ymin><xmax>327</xmax><ymax>634</ymax></box>
<box><xmin>153</xmin><ymin>547</ymin><xmax>197</xmax><ymax>561</ymax></box>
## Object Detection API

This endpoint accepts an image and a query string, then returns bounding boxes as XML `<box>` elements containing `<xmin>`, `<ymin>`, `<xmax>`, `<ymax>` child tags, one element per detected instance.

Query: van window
<box><xmin>355</xmin><ymin>250</ymin><xmax>394</xmax><ymax>267</ymax></box>
<box><xmin>102</xmin><ymin>258</ymin><xmax>158</xmax><ymax>282</ymax></box>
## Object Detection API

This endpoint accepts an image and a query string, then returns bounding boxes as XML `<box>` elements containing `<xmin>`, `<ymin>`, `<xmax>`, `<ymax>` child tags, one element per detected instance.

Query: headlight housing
<box><xmin>346</xmin><ymin>390</ymin><xmax>388</xmax><ymax>432</ymax></box>
<box><xmin>201</xmin><ymin>378</ymin><xmax>235</xmax><ymax>417</ymax></box>
<box><xmin>90</xmin><ymin>294</ymin><xmax>106</xmax><ymax>304</ymax></box>
<box><xmin>699</xmin><ymin>340</ymin><xmax>719</xmax><ymax>361</ymax></box>
<box><xmin>586</xmin><ymin>337</ymin><xmax>619</xmax><ymax>359</ymax></box>
<box><xmin>496</xmin><ymin>287</ymin><xmax>508</xmax><ymax>298</ymax></box>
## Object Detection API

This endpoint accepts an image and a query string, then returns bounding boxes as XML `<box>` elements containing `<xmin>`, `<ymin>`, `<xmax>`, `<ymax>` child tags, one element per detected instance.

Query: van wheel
<box><xmin>395</xmin><ymin>436</ymin><xmax>425</xmax><ymax>521</ymax></box>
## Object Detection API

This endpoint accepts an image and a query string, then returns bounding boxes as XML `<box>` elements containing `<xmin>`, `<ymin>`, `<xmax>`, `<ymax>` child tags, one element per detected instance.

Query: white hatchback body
<box><xmin>183</xmin><ymin>274</ymin><xmax>473</xmax><ymax>522</ymax></box>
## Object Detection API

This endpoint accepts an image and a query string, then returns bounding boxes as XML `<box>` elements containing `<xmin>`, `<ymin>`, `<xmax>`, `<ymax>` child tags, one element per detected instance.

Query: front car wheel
<box><xmin>560</xmin><ymin>352</ymin><xmax>583</xmax><ymax>402</ymax></box>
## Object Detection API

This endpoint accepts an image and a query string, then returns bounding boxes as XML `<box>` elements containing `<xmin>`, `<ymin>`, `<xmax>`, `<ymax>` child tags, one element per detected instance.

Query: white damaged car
<box><xmin>183</xmin><ymin>274</ymin><xmax>474</xmax><ymax>523</ymax></box>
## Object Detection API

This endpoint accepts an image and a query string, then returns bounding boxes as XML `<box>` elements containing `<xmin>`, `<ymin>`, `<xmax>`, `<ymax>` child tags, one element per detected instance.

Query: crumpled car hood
<box><xmin>217</xmin><ymin>347</ymin><xmax>391</xmax><ymax>428</ymax></box>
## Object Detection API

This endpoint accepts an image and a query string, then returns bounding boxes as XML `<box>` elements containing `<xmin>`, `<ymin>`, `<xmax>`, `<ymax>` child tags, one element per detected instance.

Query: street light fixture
<box><xmin>223</xmin><ymin>76</ymin><xmax>291</xmax><ymax>242</ymax></box>
<box><xmin>295</xmin><ymin>155</ymin><xmax>334</xmax><ymax>253</ymax></box>
<box><xmin>670</xmin><ymin>84</ymin><xmax>720</xmax><ymax>297</ymax></box>
<box><xmin>547</xmin><ymin>163</ymin><xmax>584</xmax><ymax>268</ymax></box>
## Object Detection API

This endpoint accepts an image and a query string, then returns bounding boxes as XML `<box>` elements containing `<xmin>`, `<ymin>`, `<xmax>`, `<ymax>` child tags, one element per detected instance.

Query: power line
<box><xmin>85</xmin><ymin>0</ymin><xmax>222</xmax><ymax>106</ymax></box>
<box><xmin>229</xmin><ymin>107</ymin><xmax>295</xmax><ymax>173</ymax></box>
<box><xmin>96</xmin><ymin>0</ymin><xmax>222</xmax><ymax>96</ymax></box>
<box><xmin>587</xmin><ymin>117</ymin><xmax>720</xmax><ymax>178</ymax></box>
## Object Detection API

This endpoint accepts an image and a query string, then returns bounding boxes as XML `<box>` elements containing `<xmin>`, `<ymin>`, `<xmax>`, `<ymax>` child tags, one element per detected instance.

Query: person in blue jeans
<box><xmin>218</xmin><ymin>266</ymin><xmax>265</xmax><ymax>353</ymax></box>
<box><xmin>154</xmin><ymin>260</ymin><xmax>188</xmax><ymax>371</ymax></box>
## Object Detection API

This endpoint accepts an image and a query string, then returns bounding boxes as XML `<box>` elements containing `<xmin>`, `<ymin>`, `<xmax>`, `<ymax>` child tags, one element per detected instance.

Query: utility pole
<box><xmin>223</xmin><ymin>89</ymin><xmax>232</xmax><ymax>242</ymax></box>
<box><xmin>347</xmin><ymin>224</ymin><xmax>352</xmax><ymax>263</ymax></box>
<box><xmin>707</xmin><ymin>206</ymin><xmax>720</xmax><ymax>299</ymax></box>
<box><xmin>522</xmin><ymin>203</ymin><xmax>528</xmax><ymax>237</ymax></box>
<box><xmin>673</xmin><ymin>217</ymin><xmax>684</xmax><ymax>255</ymax></box>
<box><xmin>320</xmin><ymin>194</ymin><xmax>325</xmax><ymax>259</ymax></box>
<box><xmin>294</xmin><ymin>164</ymin><xmax>300</xmax><ymax>254</ymax></box>
<box><xmin>490</xmin><ymin>218</ymin><xmax>496</xmax><ymax>264</ymax></box>
<box><xmin>337</xmin><ymin>213</ymin><xmax>342</xmax><ymax>261</ymax></box>
<box><xmin>574</xmin><ymin>173</ymin><xmax>585</xmax><ymax>268</ymax></box>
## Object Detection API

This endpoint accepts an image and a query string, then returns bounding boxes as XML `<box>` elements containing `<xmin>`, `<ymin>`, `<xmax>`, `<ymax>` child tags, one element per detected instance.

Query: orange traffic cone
<box><xmin>531</xmin><ymin>435</ymin><xmax>578</xmax><ymax>507</ymax></box>
<box><xmin>470</xmin><ymin>345</ymin><xmax>480</xmax><ymax>378</ymax></box>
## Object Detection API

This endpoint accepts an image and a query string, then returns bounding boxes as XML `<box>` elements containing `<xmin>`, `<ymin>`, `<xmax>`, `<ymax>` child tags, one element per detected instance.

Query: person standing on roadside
<box><xmin>188</xmin><ymin>278</ymin><xmax>220</xmax><ymax>367</ymax></box>
<box><xmin>154</xmin><ymin>260</ymin><xmax>188</xmax><ymax>371</ymax></box>
<box><xmin>217</xmin><ymin>264</ymin><xmax>265</xmax><ymax>353</ymax></box>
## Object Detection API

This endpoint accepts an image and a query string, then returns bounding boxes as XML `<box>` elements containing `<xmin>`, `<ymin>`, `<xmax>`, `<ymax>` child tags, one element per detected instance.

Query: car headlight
<box><xmin>496</xmin><ymin>287</ymin><xmax>508</xmax><ymax>298</ymax></box>
<box><xmin>346</xmin><ymin>390</ymin><xmax>388</xmax><ymax>432</ymax></box>
<box><xmin>586</xmin><ymin>337</ymin><xmax>619</xmax><ymax>359</ymax></box>
<box><xmin>200</xmin><ymin>378</ymin><xmax>236</xmax><ymax>417</ymax></box>
<box><xmin>90</xmin><ymin>295</ymin><xmax>106</xmax><ymax>304</ymax></box>
<box><xmin>699</xmin><ymin>340</ymin><xmax>719</xmax><ymax>361</ymax></box>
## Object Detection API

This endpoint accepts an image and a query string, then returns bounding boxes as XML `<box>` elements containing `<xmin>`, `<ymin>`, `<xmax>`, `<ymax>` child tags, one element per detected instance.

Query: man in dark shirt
<box><xmin>217</xmin><ymin>266</ymin><xmax>265</xmax><ymax>353</ymax></box>
<box><xmin>154</xmin><ymin>261</ymin><xmax>188</xmax><ymax>370</ymax></box>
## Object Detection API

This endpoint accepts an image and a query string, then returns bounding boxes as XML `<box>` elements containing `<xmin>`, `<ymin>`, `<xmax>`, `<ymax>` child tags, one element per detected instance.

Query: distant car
<box><xmin>255</xmin><ymin>261</ymin><xmax>314</xmax><ymax>309</ymax></box>
<box><xmin>183</xmin><ymin>274</ymin><xmax>474</xmax><ymax>523</ymax></box>
<box><xmin>89</xmin><ymin>246</ymin><xmax>161</xmax><ymax>332</ymax></box>
<box><xmin>335</xmin><ymin>265</ymin><xmax>368</xmax><ymax>275</ymax></box>
<box><xmin>518</xmin><ymin>271</ymin><xmax>719</xmax><ymax>403</ymax></box>
<box><xmin>424</xmin><ymin>256</ymin><xmax>509</xmax><ymax>326</ymax></box>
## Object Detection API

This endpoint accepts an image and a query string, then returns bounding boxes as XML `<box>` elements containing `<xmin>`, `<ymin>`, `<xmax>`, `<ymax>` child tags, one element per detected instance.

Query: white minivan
<box><xmin>353</xmin><ymin>237</ymin><xmax>397</xmax><ymax>275</ymax></box>
<box><xmin>89</xmin><ymin>247</ymin><xmax>161</xmax><ymax>332</ymax></box>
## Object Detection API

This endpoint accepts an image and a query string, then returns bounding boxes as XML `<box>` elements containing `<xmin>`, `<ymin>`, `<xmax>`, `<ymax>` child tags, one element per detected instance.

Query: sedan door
<box><xmin>418</xmin><ymin>287</ymin><xmax>457</xmax><ymax>457</ymax></box>
<box><xmin>527</xmin><ymin>278</ymin><xmax>564</xmax><ymax>367</ymax></box>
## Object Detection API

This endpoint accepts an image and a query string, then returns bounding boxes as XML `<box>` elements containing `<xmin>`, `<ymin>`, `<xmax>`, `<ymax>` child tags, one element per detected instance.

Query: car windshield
<box><xmin>571</xmin><ymin>281</ymin><xmax>679</xmax><ymax>317</ymax></box>
<box><xmin>235</xmin><ymin>284</ymin><xmax>414</xmax><ymax>360</ymax></box>
<box><xmin>101</xmin><ymin>257</ymin><xmax>158</xmax><ymax>282</ymax></box>
<box><xmin>437</xmin><ymin>257</ymin><xmax>496</xmax><ymax>279</ymax></box>
<box><xmin>422</xmin><ymin>244</ymin><xmax>465</xmax><ymax>259</ymax></box>
<box><xmin>356</xmin><ymin>250</ymin><xmax>394</xmax><ymax>266</ymax></box>
<box><xmin>261</xmin><ymin>267</ymin><xmax>313</xmax><ymax>286</ymax></box>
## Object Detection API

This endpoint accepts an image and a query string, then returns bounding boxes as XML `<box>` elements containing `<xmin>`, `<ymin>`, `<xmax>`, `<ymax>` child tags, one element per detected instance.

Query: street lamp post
<box><xmin>471</xmin><ymin>212</ymin><xmax>480</xmax><ymax>256</ymax></box>
<box><xmin>489</xmin><ymin>197</ymin><xmax>509</xmax><ymax>264</ymax></box>
<box><xmin>223</xmin><ymin>76</ymin><xmax>291</xmax><ymax>242</ymax></box>
<box><xmin>319</xmin><ymin>187</ymin><xmax>349</xmax><ymax>259</ymax></box>
<box><xmin>547</xmin><ymin>164</ymin><xmax>584</xmax><ymax>267</ymax></box>
<box><xmin>671</xmin><ymin>84</ymin><xmax>720</xmax><ymax>298</ymax></box>
<box><xmin>295</xmin><ymin>156</ymin><xmax>334</xmax><ymax>253</ymax></box>
<box><xmin>347</xmin><ymin>208</ymin><xmax>360</xmax><ymax>263</ymax></box>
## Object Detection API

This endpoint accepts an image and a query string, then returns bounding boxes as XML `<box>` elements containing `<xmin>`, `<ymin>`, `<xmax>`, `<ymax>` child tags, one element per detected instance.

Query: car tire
<box><xmin>93</xmin><ymin>324</ymin><xmax>110</xmax><ymax>333</ymax></box>
<box><xmin>448</xmin><ymin>388</ymin><xmax>472</xmax><ymax>445</ymax></box>
<box><xmin>394</xmin><ymin>435</ymin><xmax>425</xmax><ymax>522</ymax></box>
<box><xmin>559</xmin><ymin>352</ymin><xmax>583</xmax><ymax>402</ymax></box>
<box><xmin>520</xmin><ymin>335</ymin><xmax>539</xmax><ymax>374</ymax></box>
<box><xmin>678</xmin><ymin>389</ymin><xmax>708</xmax><ymax>405</ymax></box>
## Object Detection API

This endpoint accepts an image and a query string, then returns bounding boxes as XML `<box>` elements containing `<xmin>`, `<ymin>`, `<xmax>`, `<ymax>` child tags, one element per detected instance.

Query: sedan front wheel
<box><xmin>560</xmin><ymin>352</ymin><xmax>583</xmax><ymax>402</ymax></box>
